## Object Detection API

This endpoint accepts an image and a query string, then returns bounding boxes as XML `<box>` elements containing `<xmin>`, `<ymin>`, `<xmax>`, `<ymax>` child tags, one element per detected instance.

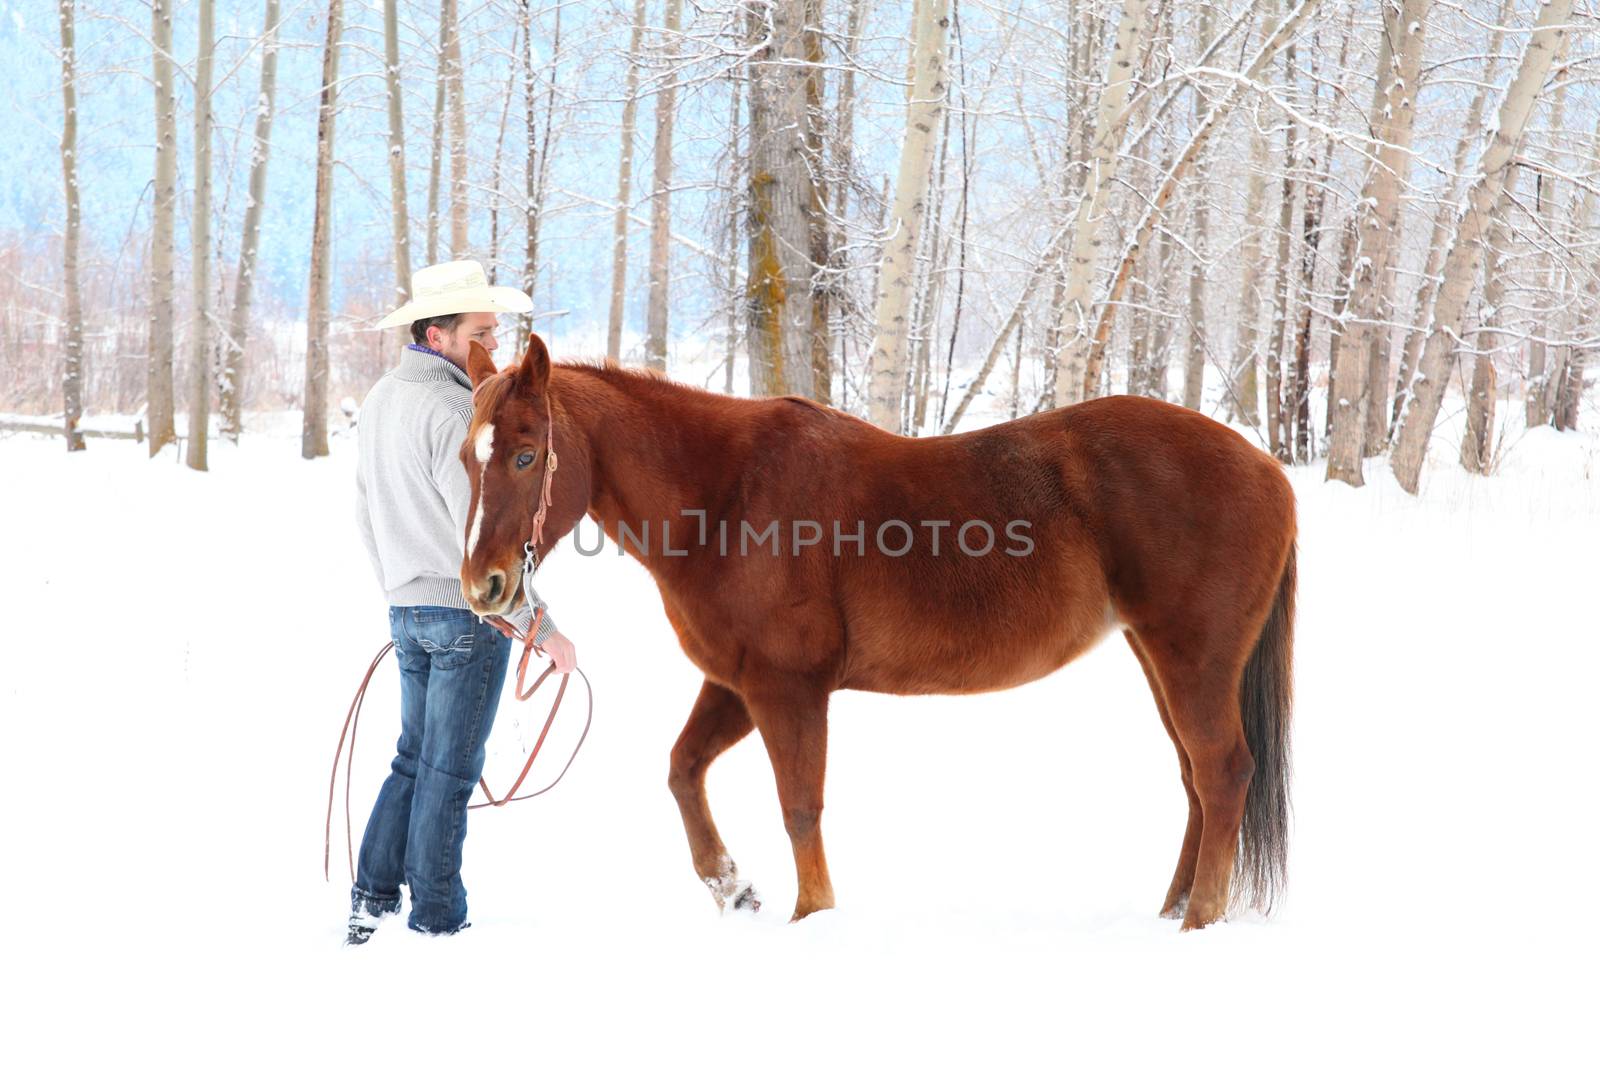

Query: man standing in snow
<box><xmin>347</xmin><ymin>260</ymin><xmax>577</xmax><ymax>944</ymax></box>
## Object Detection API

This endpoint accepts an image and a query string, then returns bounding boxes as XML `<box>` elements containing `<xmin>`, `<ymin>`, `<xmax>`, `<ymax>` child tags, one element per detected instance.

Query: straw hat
<box><xmin>375</xmin><ymin>260</ymin><xmax>532</xmax><ymax>329</ymax></box>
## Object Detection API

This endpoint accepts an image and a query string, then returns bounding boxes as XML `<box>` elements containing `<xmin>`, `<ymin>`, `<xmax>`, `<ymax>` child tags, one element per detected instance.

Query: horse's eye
<box><xmin>515</xmin><ymin>452</ymin><xmax>536</xmax><ymax>471</ymax></box>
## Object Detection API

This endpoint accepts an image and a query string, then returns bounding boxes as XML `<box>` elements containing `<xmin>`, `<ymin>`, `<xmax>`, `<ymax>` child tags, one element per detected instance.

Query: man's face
<box><xmin>429</xmin><ymin>312</ymin><xmax>500</xmax><ymax>364</ymax></box>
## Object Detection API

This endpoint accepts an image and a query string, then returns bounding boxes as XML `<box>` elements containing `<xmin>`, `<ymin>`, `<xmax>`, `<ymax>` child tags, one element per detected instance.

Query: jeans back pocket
<box><xmin>406</xmin><ymin>608</ymin><xmax>478</xmax><ymax>669</ymax></box>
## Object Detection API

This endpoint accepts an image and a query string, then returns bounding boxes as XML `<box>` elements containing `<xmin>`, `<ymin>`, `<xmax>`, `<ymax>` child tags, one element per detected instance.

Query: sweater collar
<box><xmin>397</xmin><ymin>343</ymin><xmax>471</xmax><ymax>390</ymax></box>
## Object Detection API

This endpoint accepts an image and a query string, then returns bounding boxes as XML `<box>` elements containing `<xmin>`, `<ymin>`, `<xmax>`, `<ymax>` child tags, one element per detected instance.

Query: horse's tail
<box><xmin>1234</xmin><ymin>540</ymin><xmax>1296</xmax><ymax>914</ymax></box>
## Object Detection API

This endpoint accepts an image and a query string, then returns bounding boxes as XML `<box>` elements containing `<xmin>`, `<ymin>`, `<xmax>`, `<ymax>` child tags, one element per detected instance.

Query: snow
<box><xmin>3</xmin><ymin>407</ymin><xmax>1596</xmax><ymax>1063</ymax></box>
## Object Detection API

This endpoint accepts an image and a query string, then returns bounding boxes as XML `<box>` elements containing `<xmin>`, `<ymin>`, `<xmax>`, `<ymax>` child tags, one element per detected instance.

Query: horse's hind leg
<box><xmin>741</xmin><ymin>676</ymin><xmax>834</xmax><ymax>922</ymax></box>
<box><xmin>1125</xmin><ymin>632</ymin><xmax>1202</xmax><ymax>920</ymax></box>
<box><xmin>669</xmin><ymin>679</ymin><xmax>760</xmax><ymax>913</ymax></box>
<box><xmin>1136</xmin><ymin>635</ymin><xmax>1255</xmax><ymax>931</ymax></box>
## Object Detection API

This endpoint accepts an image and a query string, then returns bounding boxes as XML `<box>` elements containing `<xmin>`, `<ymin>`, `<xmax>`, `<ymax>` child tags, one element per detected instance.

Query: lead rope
<box><xmin>322</xmin><ymin>624</ymin><xmax>594</xmax><ymax>883</ymax></box>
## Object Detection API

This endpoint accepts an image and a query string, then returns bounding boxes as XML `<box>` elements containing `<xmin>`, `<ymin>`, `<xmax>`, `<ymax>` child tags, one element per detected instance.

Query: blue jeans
<box><xmin>351</xmin><ymin>606</ymin><xmax>511</xmax><ymax>933</ymax></box>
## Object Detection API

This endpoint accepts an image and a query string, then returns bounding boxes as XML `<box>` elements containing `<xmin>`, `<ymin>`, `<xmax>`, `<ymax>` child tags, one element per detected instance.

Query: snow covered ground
<box><xmin>4</xmin><ymin>403</ymin><xmax>1596</xmax><ymax>1064</ymax></box>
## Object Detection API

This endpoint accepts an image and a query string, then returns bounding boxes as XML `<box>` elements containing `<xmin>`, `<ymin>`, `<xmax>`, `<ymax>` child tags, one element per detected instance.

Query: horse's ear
<box><xmin>516</xmin><ymin>331</ymin><xmax>551</xmax><ymax>395</ymax></box>
<box><xmin>466</xmin><ymin>340</ymin><xmax>498</xmax><ymax>389</ymax></box>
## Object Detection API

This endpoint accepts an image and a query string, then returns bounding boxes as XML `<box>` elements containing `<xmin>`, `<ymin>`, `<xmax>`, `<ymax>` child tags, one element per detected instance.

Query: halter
<box><xmin>520</xmin><ymin>396</ymin><xmax>559</xmax><ymax>593</ymax></box>
<box><xmin>472</xmin><ymin>370</ymin><xmax>559</xmax><ymax>623</ymax></box>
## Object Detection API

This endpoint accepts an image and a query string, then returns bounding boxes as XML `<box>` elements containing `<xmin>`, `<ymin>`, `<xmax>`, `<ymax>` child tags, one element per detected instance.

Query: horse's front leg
<box><xmin>742</xmin><ymin>675</ymin><xmax>834</xmax><ymax>921</ymax></box>
<box><xmin>668</xmin><ymin>679</ymin><xmax>761</xmax><ymax>913</ymax></box>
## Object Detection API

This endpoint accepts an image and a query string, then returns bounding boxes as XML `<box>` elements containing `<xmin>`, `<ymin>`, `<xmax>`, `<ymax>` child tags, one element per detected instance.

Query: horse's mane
<box><xmin>477</xmin><ymin>356</ymin><xmax>863</xmax><ymax>433</ymax></box>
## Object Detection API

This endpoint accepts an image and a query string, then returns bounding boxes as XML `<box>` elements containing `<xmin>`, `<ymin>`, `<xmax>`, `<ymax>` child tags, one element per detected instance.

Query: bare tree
<box><xmin>426</xmin><ymin>0</ymin><xmax>447</xmax><ymax>264</ymax></box>
<box><xmin>58</xmin><ymin>0</ymin><xmax>85</xmax><ymax>451</ymax></box>
<box><xmin>745</xmin><ymin>0</ymin><xmax>817</xmax><ymax>399</ymax></box>
<box><xmin>1263</xmin><ymin>41</ymin><xmax>1300</xmax><ymax>462</ymax></box>
<box><xmin>867</xmin><ymin>0</ymin><xmax>951</xmax><ymax>429</ymax></box>
<box><xmin>384</xmin><ymin>0</ymin><xmax>411</xmax><ymax>302</ymax></box>
<box><xmin>1228</xmin><ymin>126</ymin><xmax>1267</xmax><ymax>425</ymax></box>
<box><xmin>444</xmin><ymin>0</ymin><xmax>468</xmax><ymax>257</ymax></box>
<box><xmin>1325</xmin><ymin>0</ymin><xmax>1428</xmax><ymax>485</ymax></box>
<box><xmin>1390</xmin><ymin>0</ymin><xmax>1574</xmax><ymax>494</ymax></box>
<box><xmin>516</xmin><ymin>0</ymin><xmax>561</xmax><ymax>357</ymax></box>
<box><xmin>220</xmin><ymin>0</ymin><xmax>282</xmax><ymax>443</ymax></box>
<box><xmin>1082</xmin><ymin>0</ymin><xmax>1321</xmax><ymax>401</ymax></box>
<box><xmin>804</xmin><ymin>0</ymin><xmax>831</xmax><ymax>403</ymax></box>
<box><xmin>1551</xmin><ymin>119</ymin><xmax>1598</xmax><ymax>432</ymax></box>
<box><xmin>303</xmin><ymin>0</ymin><xmax>342</xmax><ymax>461</ymax></box>
<box><xmin>606</xmin><ymin>0</ymin><xmax>648</xmax><ymax>366</ymax></box>
<box><xmin>1461</xmin><ymin>183</ymin><xmax>1516</xmax><ymax>474</ymax></box>
<box><xmin>1525</xmin><ymin>62</ymin><xmax>1572</xmax><ymax>431</ymax></box>
<box><xmin>1390</xmin><ymin>0</ymin><xmax>1509</xmax><ymax>437</ymax></box>
<box><xmin>829</xmin><ymin>0</ymin><xmax>867</xmax><ymax>395</ymax></box>
<box><xmin>1181</xmin><ymin>2</ymin><xmax>1216</xmax><ymax>413</ymax></box>
<box><xmin>645</xmin><ymin>0</ymin><xmax>684</xmax><ymax>374</ymax></box>
<box><xmin>148</xmin><ymin>0</ymin><xmax>178</xmax><ymax>455</ymax></box>
<box><xmin>187</xmin><ymin>0</ymin><xmax>215</xmax><ymax>472</ymax></box>
<box><xmin>1051</xmin><ymin>0</ymin><xmax>1152</xmax><ymax>407</ymax></box>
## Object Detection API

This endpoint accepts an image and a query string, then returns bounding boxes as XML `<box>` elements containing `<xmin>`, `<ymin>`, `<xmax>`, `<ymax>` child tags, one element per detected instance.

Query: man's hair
<box><xmin>410</xmin><ymin>313</ymin><xmax>464</xmax><ymax>347</ymax></box>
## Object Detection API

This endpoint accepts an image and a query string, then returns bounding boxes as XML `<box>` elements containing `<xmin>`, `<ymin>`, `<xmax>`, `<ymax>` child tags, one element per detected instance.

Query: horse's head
<box><xmin>459</xmin><ymin>331</ymin><xmax>576</xmax><ymax>618</ymax></box>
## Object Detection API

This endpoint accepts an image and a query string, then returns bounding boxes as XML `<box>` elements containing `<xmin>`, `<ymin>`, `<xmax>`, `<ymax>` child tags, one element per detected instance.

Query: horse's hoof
<box><xmin>1179</xmin><ymin>905</ymin><xmax>1222</xmax><ymax>932</ymax></box>
<box><xmin>704</xmin><ymin>872</ymin><xmax>760</xmax><ymax>915</ymax></box>
<box><xmin>1160</xmin><ymin>893</ymin><xmax>1188</xmax><ymax>921</ymax></box>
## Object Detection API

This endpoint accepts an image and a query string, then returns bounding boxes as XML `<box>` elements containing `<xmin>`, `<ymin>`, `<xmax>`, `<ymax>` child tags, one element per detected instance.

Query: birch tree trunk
<box><xmin>443</xmin><ymin>0</ymin><xmax>468</xmax><ymax>257</ymax></box>
<box><xmin>1050</xmin><ymin>0</ymin><xmax>1151</xmax><ymax>408</ymax></box>
<box><xmin>830</xmin><ymin>0</ymin><xmax>866</xmax><ymax>395</ymax></box>
<box><xmin>302</xmin><ymin>0</ymin><xmax>342</xmax><ymax>461</ymax></box>
<box><xmin>745</xmin><ymin>0</ymin><xmax>817</xmax><ymax>399</ymax></box>
<box><xmin>1391</xmin><ymin>201</ymin><xmax>1451</xmax><ymax>435</ymax></box>
<box><xmin>1181</xmin><ymin>2</ymin><xmax>1215</xmax><ymax>413</ymax></box>
<box><xmin>805</xmin><ymin>0</ymin><xmax>831</xmax><ymax>403</ymax></box>
<box><xmin>148</xmin><ymin>0</ymin><xmax>178</xmax><ymax>455</ymax></box>
<box><xmin>867</xmin><ymin>0</ymin><xmax>951</xmax><ymax>429</ymax></box>
<box><xmin>1525</xmin><ymin>169</ymin><xmax>1557</xmax><ymax>430</ymax></box>
<box><xmin>1552</xmin><ymin>123</ymin><xmax>1598</xmax><ymax>431</ymax></box>
<box><xmin>1523</xmin><ymin>66</ymin><xmax>1570</xmax><ymax>429</ymax></box>
<box><xmin>1291</xmin><ymin>136</ymin><xmax>1325</xmax><ymax>463</ymax></box>
<box><xmin>724</xmin><ymin>69</ymin><xmax>741</xmax><ymax>395</ymax></box>
<box><xmin>1325</xmin><ymin>0</ymin><xmax>1428</xmax><ymax>485</ymax></box>
<box><xmin>1230</xmin><ymin>127</ymin><xmax>1270</xmax><ymax>424</ymax></box>
<box><xmin>516</xmin><ymin>0</ymin><xmax>560</xmax><ymax>357</ymax></box>
<box><xmin>1391</xmin><ymin>0</ymin><xmax>1508</xmax><ymax>436</ymax></box>
<box><xmin>1143</xmin><ymin>221</ymin><xmax>1176</xmax><ymax>400</ymax></box>
<box><xmin>606</xmin><ymin>0</ymin><xmax>647</xmax><ymax>365</ymax></box>
<box><xmin>221</xmin><ymin>0</ymin><xmax>281</xmax><ymax>443</ymax></box>
<box><xmin>1265</xmin><ymin>57</ymin><xmax>1299</xmax><ymax>463</ymax></box>
<box><xmin>383</xmin><ymin>0</ymin><xmax>411</xmax><ymax>302</ymax></box>
<box><xmin>1461</xmin><ymin>194</ymin><xmax>1514</xmax><ymax>474</ymax></box>
<box><xmin>1324</xmin><ymin>219</ymin><xmax>1355</xmax><ymax>439</ymax></box>
<box><xmin>187</xmin><ymin>0</ymin><xmax>214</xmax><ymax>472</ymax></box>
<box><xmin>58</xmin><ymin>0</ymin><xmax>85</xmax><ymax>452</ymax></box>
<box><xmin>426</xmin><ymin>0</ymin><xmax>447</xmax><ymax>264</ymax></box>
<box><xmin>1082</xmin><ymin>0</ymin><xmax>1322</xmax><ymax>399</ymax></box>
<box><xmin>1553</xmin><ymin>349</ymin><xmax>1587</xmax><ymax>432</ymax></box>
<box><xmin>1390</xmin><ymin>0</ymin><xmax>1574</xmax><ymax>494</ymax></box>
<box><xmin>645</xmin><ymin>0</ymin><xmax>684</xmax><ymax>374</ymax></box>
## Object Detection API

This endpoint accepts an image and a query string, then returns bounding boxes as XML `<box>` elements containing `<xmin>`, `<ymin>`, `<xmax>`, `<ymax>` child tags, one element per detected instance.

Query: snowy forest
<box><xmin>8</xmin><ymin>4</ymin><xmax>1600</xmax><ymax>1051</ymax></box>
<box><xmin>5</xmin><ymin>0</ymin><xmax>1598</xmax><ymax>491</ymax></box>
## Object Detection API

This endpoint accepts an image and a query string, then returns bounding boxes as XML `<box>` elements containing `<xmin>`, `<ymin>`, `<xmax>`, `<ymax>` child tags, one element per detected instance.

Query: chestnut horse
<box><xmin>459</xmin><ymin>335</ymin><xmax>1295</xmax><ymax>931</ymax></box>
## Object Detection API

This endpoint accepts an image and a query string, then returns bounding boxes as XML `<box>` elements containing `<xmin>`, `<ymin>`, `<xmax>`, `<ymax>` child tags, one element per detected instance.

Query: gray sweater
<box><xmin>355</xmin><ymin>345</ymin><xmax>556</xmax><ymax>643</ymax></box>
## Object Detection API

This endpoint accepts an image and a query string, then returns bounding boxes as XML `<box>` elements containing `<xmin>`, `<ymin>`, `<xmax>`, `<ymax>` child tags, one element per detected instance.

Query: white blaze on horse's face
<box><xmin>467</xmin><ymin>422</ymin><xmax>495</xmax><ymax>557</ymax></box>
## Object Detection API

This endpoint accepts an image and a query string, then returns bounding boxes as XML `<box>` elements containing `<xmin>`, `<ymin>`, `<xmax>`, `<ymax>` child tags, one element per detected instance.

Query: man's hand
<box><xmin>485</xmin><ymin>616</ymin><xmax>575</xmax><ymax>674</ymax></box>
<box><xmin>541</xmin><ymin>629</ymin><xmax>577</xmax><ymax>674</ymax></box>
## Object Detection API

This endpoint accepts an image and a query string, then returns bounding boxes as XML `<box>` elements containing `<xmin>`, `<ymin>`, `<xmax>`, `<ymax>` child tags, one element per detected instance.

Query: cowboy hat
<box><xmin>375</xmin><ymin>259</ymin><xmax>533</xmax><ymax>328</ymax></box>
